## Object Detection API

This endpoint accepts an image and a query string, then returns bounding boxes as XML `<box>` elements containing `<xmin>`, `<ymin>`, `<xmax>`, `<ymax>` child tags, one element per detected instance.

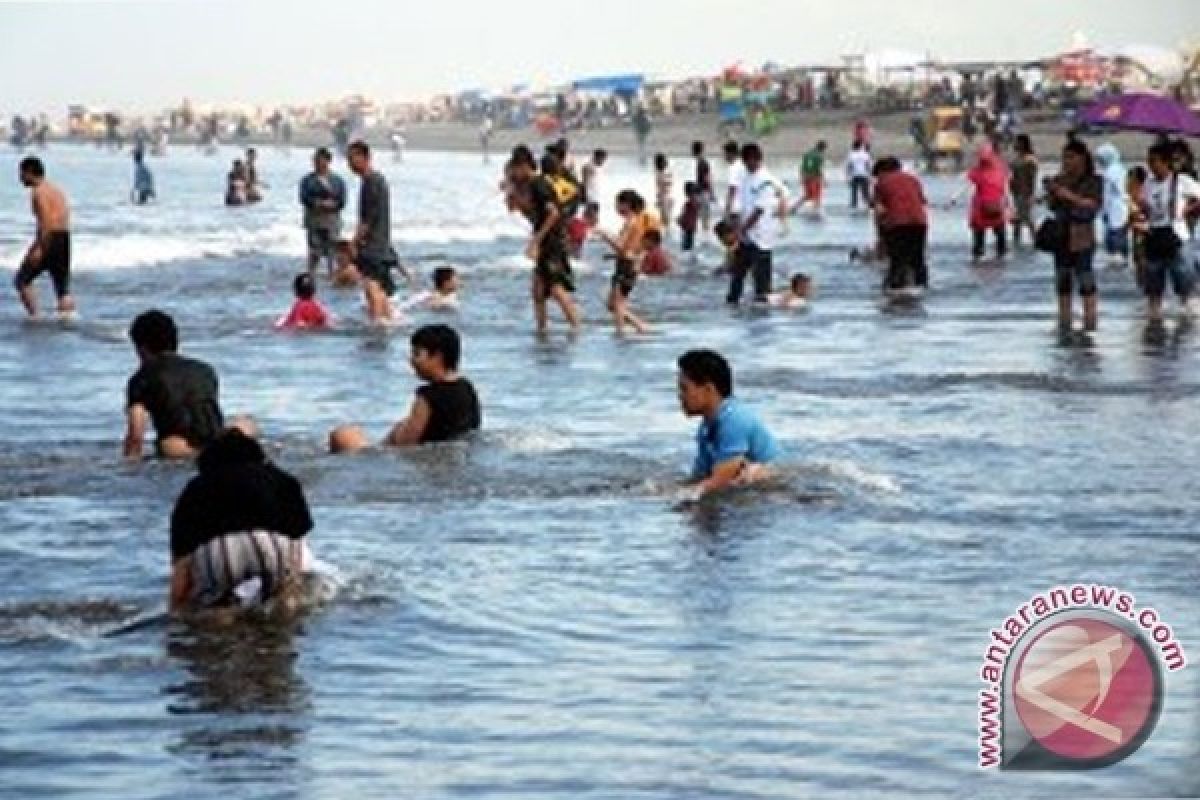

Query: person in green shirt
<box><xmin>797</xmin><ymin>141</ymin><xmax>827</xmax><ymax>214</ymax></box>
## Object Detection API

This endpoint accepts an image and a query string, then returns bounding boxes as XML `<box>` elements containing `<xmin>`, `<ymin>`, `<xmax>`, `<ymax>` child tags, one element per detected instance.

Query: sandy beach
<box><xmin>141</xmin><ymin>107</ymin><xmax>1161</xmax><ymax>167</ymax></box>
<box><xmin>391</xmin><ymin>108</ymin><xmax>1157</xmax><ymax>165</ymax></box>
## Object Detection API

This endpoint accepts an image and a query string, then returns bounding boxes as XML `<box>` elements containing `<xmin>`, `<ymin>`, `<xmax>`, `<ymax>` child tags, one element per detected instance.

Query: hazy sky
<box><xmin>0</xmin><ymin>0</ymin><xmax>1195</xmax><ymax>114</ymax></box>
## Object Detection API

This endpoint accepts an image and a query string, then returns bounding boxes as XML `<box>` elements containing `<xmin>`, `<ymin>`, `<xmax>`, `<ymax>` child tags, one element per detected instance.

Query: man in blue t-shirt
<box><xmin>677</xmin><ymin>349</ymin><xmax>780</xmax><ymax>499</ymax></box>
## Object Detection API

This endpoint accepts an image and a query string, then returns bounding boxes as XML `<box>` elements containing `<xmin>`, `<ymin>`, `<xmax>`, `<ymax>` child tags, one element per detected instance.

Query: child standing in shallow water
<box><xmin>678</xmin><ymin>182</ymin><xmax>700</xmax><ymax>259</ymax></box>
<box><xmin>596</xmin><ymin>189</ymin><xmax>654</xmax><ymax>335</ymax></box>
<box><xmin>654</xmin><ymin>154</ymin><xmax>674</xmax><ymax>239</ymax></box>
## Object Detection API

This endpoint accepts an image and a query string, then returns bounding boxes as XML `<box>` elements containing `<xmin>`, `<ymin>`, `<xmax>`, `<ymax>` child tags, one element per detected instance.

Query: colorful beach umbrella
<box><xmin>1078</xmin><ymin>92</ymin><xmax>1200</xmax><ymax>136</ymax></box>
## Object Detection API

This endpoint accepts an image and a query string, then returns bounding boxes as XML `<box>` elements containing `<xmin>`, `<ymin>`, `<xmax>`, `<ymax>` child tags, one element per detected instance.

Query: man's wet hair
<box><xmin>315</xmin><ymin>146</ymin><xmax>332</xmax><ymax>161</ymax></box>
<box><xmin>678</xmin><ymin>349</ymin><xmax>733</xmax><ymax>397</ymax></box>
<box><xmin>791</xmin><ymin>272</ymin><xmax>811</xmax><ymax>289</ymax></box>
<box><xmin>691</xmin><ymin>141</ymin><xmax>705</xmax><ymax>156</ymax></box>
<box><xmin>411</xmin><ymin>324</ymin><xmax>462</xmax><ymax>370</ymax></box>
<box><xmin>293</xmin><ymin>272</ymin><xmax>316</xmax><ymax>299</ymax></box>
<box><xmin>433</xmin><ymin>266</ymin><xmax>457</xmax><ymax>291</ymax></box>
<box><xmin>593</xmin><ymin>148</ymin><xmax>607</xmax><ymax>162</ymax></box>
<box><xmin>129</xmin><ymin>310</ymin><xmax>179</xmax><ymax>355</ymax></box>
<box><xmin>723</xmin><ymin>140</ymin><xmax>740</xmax><ymax>157</ymax></box>
<box><xmin>713</xmin><ymin>219</ymin><xmax>735</xmax><ymax>240</ymax></box>
<box><xmin>741</xmin><ymin>142</ymin><xmax>763</xmax><ymax>163</ymax></box>
<box><xmin>816</xmin><ymin>140</ymin><xmax>827</xmax><ymax>150</ymax></box>
<box><xmin>347</xmin><ymin>140</ymin><xmax>370</xmax><ymax>159</ymax></box>
<box><xmin>19</xmin><ymin>156</ymin><xmax>44</xmax><ymax>178</ymax></box>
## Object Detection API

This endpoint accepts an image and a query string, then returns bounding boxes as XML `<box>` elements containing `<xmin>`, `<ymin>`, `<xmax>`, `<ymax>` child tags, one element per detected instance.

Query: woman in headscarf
<box><xmin>1045</xmin><ymin>139</ymin><xmax>1102</xmax><ymax>331</ymax></box>
<box><xmin>1095</xmin><ymin>143</ymin><xmax>1130</xmax><ymax>267</ymax></box>
<box><xmin>169</xmin><ymin>430</ymin><xmax>314</xmax><ymax>612</ymax></box>
<box><xmin>966</xmin><ymin>143</ymin><xmax>1010</xmax><ymax>262</ymax></box>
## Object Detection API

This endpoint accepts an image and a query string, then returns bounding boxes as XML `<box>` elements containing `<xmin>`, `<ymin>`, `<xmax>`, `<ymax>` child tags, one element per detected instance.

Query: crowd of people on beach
<box><xmin>7</xmin><ymin>114</ymin><xmax>1200</xmax><ymax>615</ymax></box>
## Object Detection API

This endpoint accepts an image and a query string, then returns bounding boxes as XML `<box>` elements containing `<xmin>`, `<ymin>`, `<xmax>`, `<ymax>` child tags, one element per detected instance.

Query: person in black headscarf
<box><xmin>169</xmin><ymin>430</ymin><xmax>313</xmax><ymax>612</ymax></box>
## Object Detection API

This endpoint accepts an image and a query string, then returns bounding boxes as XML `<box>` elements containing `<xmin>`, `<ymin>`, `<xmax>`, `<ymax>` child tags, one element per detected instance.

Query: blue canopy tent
<box><xmin>572</xmin><ymin>74</ymin><xmax>645</xmax><ymax>96</ymax></box>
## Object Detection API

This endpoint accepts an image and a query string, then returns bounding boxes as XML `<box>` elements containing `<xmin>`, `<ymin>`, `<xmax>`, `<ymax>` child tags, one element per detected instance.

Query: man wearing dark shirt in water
<box><xmin>347</xmin><ymin>141</ymin><xmax>408</xmax><ymax>324</ymax></box>
<box><xmin>123</xmin><ymin>310</ymin><xmax>256</xmax><ymax>460</ymax></box>
<box><xmin>507</xmin><ymin>148</ymin><xmax>582</xmax><ymax>333</ymax></box>
<box><xmin>329</xmin><ymin>324</ymin><xmax>482</xmax><ymax>452</ymax></box>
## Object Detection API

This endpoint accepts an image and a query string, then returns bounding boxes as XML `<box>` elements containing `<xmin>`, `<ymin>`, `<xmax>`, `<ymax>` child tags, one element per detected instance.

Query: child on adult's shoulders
<box><xmin>328</xmin><ymin>324</ymin><xmax>481</xmax><ymax>452</ymax></box>
<box><xmin>276</xmin><ymin>273</ymin><xmax>332</xmax><ymax>330</ymax></box>
<box><xmin>400</xmin><ymin>266</ymin><xmax>462</xmax><ymax>312</ymax></box>
<box><xmin>567</xmin><ymin>202</ymin><xmax>599</xmax><ymax>258</ymax></box>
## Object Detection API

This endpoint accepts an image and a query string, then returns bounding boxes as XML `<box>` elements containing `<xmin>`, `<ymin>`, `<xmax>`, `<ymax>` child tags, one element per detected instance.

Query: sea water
<box><xmin>0</xmin><ymin>144</ymin><xmax>1196</xmax><ymax>798</ymax></box>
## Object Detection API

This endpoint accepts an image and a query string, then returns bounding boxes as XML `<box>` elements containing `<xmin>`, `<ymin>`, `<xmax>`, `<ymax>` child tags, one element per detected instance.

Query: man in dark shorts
<box><xmin>15</xmin><ymin>156</ymin><xmax>76</xmax><ymax>318</ymax></box>
<box><xmin>329</xmin><ymin>324</ymin><xmax>482</xmax><ymax>452</ymax></box>
<box><xmin>507</xmin><ymin>148</ymin><xmax>581</xmax><ymax>333</ymax></box>
<box><xmin>347</xmin><ymin>140</ymin><xmax>408</xmax><ymax>324</ymax></box>
<box><xmin>123</xmin><ymin>310</ymin><xmax>256</xmax><ymax>461</ymax></box>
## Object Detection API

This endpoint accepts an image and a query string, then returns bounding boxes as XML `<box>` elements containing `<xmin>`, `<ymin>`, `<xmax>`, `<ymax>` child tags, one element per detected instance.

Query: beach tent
<box><xmin>1112</xmin><ymin>45</ymin><xmax>1186</xmax><ymax>89</ymax></box>
<box><xmin>1078</xmin><ymin>92</ymin><xmax>1200</xmax><ymax>136</ymax></box>
<box><xmin>572</xmin><ymin>74</ymin><xmax>645</xmax><ymax>96</ymax></box>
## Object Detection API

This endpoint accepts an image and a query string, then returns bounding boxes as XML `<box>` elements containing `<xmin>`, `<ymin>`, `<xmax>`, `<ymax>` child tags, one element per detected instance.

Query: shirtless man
<box><xmin>15</xmin><ymin>157</ymin><xmax>76</xmax><ymax>318</ymax></box>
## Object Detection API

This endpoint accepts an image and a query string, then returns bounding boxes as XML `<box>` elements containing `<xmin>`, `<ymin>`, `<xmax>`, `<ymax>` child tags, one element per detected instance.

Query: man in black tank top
<box><xmin>329</xmin><ymin>324</ymin><xmax>481</xmax><ymax>452</ymax></box>
<box><xmin>123</xmin><ymin>310</ymin><xmax>258</xmax><ymax>461</ymax></box>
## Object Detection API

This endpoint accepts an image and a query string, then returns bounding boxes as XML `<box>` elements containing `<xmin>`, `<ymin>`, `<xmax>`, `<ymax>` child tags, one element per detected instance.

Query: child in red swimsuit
<box><xmin>276</xmin><ymin>273</ymin><xmax>331</xmax><ymax>330</ymax></box>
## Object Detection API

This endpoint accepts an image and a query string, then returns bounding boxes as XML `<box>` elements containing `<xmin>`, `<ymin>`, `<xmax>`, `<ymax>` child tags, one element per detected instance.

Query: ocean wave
<box><xmin>809</xmin><ymin>460</ymin><xmax>902</xmax><ymax>494</ymax></box>
<box><xmin>0</xmin><ymin>221</ymin><xmax>529</xmax><ymax>272</ymax></box>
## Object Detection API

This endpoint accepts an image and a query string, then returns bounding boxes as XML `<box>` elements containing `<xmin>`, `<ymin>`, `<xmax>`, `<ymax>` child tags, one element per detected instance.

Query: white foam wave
<box><xmin>0</xmin><ymin>220</ymin><xmax>530</xmax><ymax>272</ymax></box>
<box><xmin>814</xmin><ymin>460</ymin><xmax>902</xmax><ymax>494</ymax></box>
<box><xmin>493</xmin><ymin>429</ymin><xmax>576</xmax><ymax>454</ymax></box>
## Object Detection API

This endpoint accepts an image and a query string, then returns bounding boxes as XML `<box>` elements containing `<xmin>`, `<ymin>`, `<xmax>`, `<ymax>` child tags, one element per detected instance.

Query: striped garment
<box><xmin>188</xmin><ymin>530</ymin><xmax>307</xmax><ymax>607</ymax></box>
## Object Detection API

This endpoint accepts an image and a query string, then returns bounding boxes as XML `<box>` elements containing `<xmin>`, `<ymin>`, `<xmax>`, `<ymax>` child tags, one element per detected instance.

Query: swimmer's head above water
<box><xmin>129</xmin><ymin>309</ymin><xmax>178</xmax><ymax>362</ymax></box>
<box><xmin>677</xmin><ymin>349</ymin><xmax>733</xmax><ymax>418</ymax></box>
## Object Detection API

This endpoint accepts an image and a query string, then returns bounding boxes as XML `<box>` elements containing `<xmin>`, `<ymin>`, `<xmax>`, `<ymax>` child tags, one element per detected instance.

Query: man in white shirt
<box><xmin>727</xmin><ymin>143</ymin><xmax>788</xmax><ymax>305</ymax></box>
<box><xmin>581</xmin><ymin>149</ymin><xmax>608</xmax><ymax>209</ymax></box>
<box><xmin>722</xmin><ymin>140</ymin><xmax>747</xmax><ymax>220</ymax></box>
<box><xmin>1140</xmin><ymin>143</ymin><xmax>1200</xmax><ymax>320</ymax></box>
<box><xmin>845</xmin><ymin>140</ymin><xmax>873</xmax><ymax>210</ymax></box>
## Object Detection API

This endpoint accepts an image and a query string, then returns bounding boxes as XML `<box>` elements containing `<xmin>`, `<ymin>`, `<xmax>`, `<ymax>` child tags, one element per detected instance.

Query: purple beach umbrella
<box><xmin>1078</xmin><ymin>92</ymin><xmax>1200</xmax><ymax>136</ymax></box>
